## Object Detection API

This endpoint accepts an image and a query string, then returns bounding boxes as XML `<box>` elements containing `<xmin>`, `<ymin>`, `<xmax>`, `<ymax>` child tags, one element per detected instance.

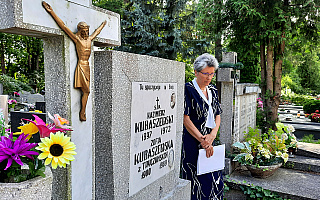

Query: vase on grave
<box><xmin>0</xmin><ymin>167</ymin><xmax>52</xmax><ymax>199</ymax></box>
<box><xmin>246</xmin><ymin>163</ymin><xmax>282</xmax><ymax>179</ymax></box>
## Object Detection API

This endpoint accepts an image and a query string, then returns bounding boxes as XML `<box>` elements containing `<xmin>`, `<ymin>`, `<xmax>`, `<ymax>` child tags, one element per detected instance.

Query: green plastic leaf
<box><xmin>232</xmin><ymin>142</ymin><xmax>245</xmax><ymax>149</ymax></box>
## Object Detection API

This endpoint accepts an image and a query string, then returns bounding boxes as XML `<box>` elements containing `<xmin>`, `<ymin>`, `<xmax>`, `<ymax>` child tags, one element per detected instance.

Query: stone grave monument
<box><xmin>35</xmin><ymin>101</ymin><xmax>46</xmax><ymax>112</ymax></box>
<box><xmin>1</xmin><ymin>0</ymin><xmax>120</xmax><ymax>199</ymax></box>
<box><xmin>1</xmin><ymin>0</ymin><xmax>190</xmax><ymax>199</ymax></box>
<box><xmin>217</xmin><ymin>52</ymin><xmax>238</xmax><ymax>152</ymax></box>
<box><xmin>0</xmin><ymin>83</ymin><xmax>3</xmax><ymax>95</ymax></box>
<box><xmin>0</xmin><ymin>95</ymin><xmax>9</xmax><ymax>124</ymax></box>
<box><xmin>25</xmin><ymin>93</ymin><xmax>44</xmax><ymax>104</ymax></box>
<box><xmin>94</xmin><ymin>50</ymin><xmax>190</xmax><ymax>199</ymax></box>
<box><xmin>233</xmin><ymin>83</ymin><xmax>260</xmax><ymax>142</ymax></box>
<box><xmin>217</xmin><ymin>52</ymin><xmax>260</xmax><ymax>152</ymax></box>
<box><xmin>10</xmin><ymin>111</ymin><xmax>46</xmax><ymax>133</ymax></box>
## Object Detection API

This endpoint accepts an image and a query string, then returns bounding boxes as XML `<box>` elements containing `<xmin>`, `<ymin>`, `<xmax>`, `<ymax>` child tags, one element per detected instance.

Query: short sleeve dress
<box><xmin>181</xmin><ymin>81</ymin><xmax>224</xmax><ymax>200</ymax></box>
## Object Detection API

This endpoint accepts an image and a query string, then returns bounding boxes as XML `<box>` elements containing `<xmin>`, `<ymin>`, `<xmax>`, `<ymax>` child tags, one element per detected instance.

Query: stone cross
<box><xmin>0</xmin><ymin>0</ymin><xmax>120</xmax><ymax>199</ymax></box>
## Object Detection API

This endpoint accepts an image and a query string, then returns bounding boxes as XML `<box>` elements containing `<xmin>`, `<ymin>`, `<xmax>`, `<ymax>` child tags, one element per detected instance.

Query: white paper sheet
<box><xmin>197</xmin><ymin>144</ymin><xmax>225</xmax><ymax>175</ymax></box>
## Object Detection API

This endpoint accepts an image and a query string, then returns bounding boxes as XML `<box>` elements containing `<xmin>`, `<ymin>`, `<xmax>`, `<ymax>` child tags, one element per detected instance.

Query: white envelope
<box><xmin>197</xmin><ymin>144</ymin><xmax>225</xmax><ymax>175</ymax></box>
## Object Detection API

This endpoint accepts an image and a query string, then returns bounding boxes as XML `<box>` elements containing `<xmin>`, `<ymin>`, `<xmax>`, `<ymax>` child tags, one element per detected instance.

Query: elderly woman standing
<box><xmin>181</xmin><ymin>53</ymin><xmax>223</xmax><ymax>200</ymax></box>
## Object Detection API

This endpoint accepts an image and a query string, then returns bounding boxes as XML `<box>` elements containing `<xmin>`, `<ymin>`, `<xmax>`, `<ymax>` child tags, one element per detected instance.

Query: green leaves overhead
<box><xmin>112</xmin><ymin>0</ymin><xmax>188</xmax><ymax>60</ymax></box>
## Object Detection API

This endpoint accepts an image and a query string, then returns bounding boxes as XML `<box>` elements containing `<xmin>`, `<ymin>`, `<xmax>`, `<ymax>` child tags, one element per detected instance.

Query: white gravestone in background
<box><xmin>0</xmin><ymin>0</ymin><xmax>120</xmax><ymax>199</ymax></box>
<box><xmin>0</xmin><ymin>95</ymin><xmax>9</xmax><ymax>125</ymax></box>
<box><xmin>130</xmin><ymin>82</ymin><xmax>177</xmax><ymax>196</ymax></box>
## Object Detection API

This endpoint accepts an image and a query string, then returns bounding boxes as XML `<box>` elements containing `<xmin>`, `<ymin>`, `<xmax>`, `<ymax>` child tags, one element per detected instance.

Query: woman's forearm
<box><xmin>210</xmin><ymin>115</ymin><xmax>221</xmax><ymax>136</ymax></box>
<box><xmin>183</xmin><ymin>115</ymin><xmax>203</xmax><ymax>142</ymax></box>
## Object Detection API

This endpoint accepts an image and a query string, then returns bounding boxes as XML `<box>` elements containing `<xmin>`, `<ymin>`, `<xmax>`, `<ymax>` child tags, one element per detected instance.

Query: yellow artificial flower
<box><xmin>13</xmin><ymin>123</ymin><xmax>39</xmax><ymax>140</ymax></box>
<box><xmin>30</xmin><ymin>110</ymin><xmax>43</xmax><ymax>113</ymax></box>
<box><xmin>35</xmin><ymin>132</ymin><xmax>77</xmax><ymax>169</ymax></box>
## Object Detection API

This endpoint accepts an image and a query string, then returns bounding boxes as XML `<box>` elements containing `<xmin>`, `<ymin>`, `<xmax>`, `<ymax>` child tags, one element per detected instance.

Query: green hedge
<box><xmin>0</xmin><ymin>74</ymin><xmax>32</xmax><ymax>94</ymax></box>
<box><xmin>303</xmin><ymin>100</ymin><xmax>320</xmax><ymax>114</ymax></box>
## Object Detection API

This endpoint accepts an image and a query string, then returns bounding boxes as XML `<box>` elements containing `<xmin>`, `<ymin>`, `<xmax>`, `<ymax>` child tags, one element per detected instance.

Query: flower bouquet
<box><xmin>232</xmin><ymin>127</ymin><xmax>289</xmax><ymax>178</ymax></box>
<box><xmin>8</xmin><ymin>99</ymin><xmax>17</xmax><ymax>110</ymax></box>
<box><xmin>305</xmin><ymin>110</ymin><xmax>320</xmax><ymax>123</ymax></box>
<box><xmin>0</xmin><ymin>113</ymin><xmax>76</xmax><ymax>183</ymax></box>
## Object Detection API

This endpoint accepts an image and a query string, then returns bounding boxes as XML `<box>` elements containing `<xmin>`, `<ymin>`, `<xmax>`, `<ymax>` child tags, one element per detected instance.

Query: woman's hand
<box><xmin>205</xmin><ymin>145</ymin><xmax>214</xmax><ymax>158</ymax></box>
<box><xmin>200</xmin><ymin>131</ymin><xmax>216</xmax><ymax>149</ymax></box>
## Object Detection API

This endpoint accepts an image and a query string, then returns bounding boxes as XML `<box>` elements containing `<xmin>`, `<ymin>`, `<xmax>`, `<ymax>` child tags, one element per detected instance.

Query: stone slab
<box><xmin>229</xmin><ymin>168</ymin><xmax>320</xmax><ymax>200</ymax></box>
<box><xmin>217</xmin><ymin>68</ymin><xmax>233</xmax><ymax>82</ymax></box>
<box><xmin>235</xmin><ymin>83</ymin><xmax>260</xmax><ymax>96</ymax></box>
<box><xmin>296</xmin><ymin>142</ymin><xmax>320</xmax><ymax>159</ymax></box>
<box><xmin>160</xmin><ymin>179</ymin><xmax>191</xmax><ymax>200</ymax></box>
<box><xmin>284</xmin><ymin>155</ymin><xmax>320</xmax><ymax>173</ymax></box>
<box><xmin>0</xmin><ymin>0</ymin><xmax>121</xmax><ymax>47</ymax></box>
<box><xmin>25</xmin><ymin>93</ymin><xmax>44</xmax><ymax>104</ymax></box>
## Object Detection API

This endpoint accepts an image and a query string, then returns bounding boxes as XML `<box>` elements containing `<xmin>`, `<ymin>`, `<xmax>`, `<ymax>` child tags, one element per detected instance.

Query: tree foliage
<box><xmin>0</xmin><ymin>33</ymin><xmax>44</xmax><ymax>93</ymax></box>
<box><xmin>94</xmin><ymin>0</ymin><xmax>213</xmax><ymax>82</ymax></box>
<box><xmin>106</xmin><ymin>0</ymin><xmax>188</xmax><ymax>60</ymax></box>
<box><xmin>198</xmin><ymin>0</ymin><xmax>320</xmax><ymax>129</ymax></box>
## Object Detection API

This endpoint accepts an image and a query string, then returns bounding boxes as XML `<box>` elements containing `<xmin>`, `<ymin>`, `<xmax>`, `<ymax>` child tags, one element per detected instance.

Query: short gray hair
<box><xmin>193</xmin><ymin>53</ymin><xmax>219</xmax><ymax>72</ymax></box>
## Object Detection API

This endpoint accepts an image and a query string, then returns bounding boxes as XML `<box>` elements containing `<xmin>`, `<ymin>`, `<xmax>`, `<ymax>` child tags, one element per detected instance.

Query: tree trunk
<box><xmin>260</xmin><ymin>41</ymin><xmax>266</xmax><ymax>102</ymax></box>
<box><xmin>272</xmin><ymin>39</ymin><xmax>285</xmax><ymax>129</ymax></box>
<box><xmin>215</xmin><ymin>37</ymin><xmax>222</xmax><ymax>101</ymax></box>
<box><xmin>35</xmin><ymin>54</ymin><xmax>39</xmax><ymax>71</ymax></box>
<box><xmin>215</xmin><ymin>38</ymin><xmax>222</xmax><ymax>62</ymax></box>
<box><xmin>0</xmin><ymin>41</ymin><xmax>5</xmax><ymax>74</ymax></box>
<box><xmin>266</xmin><ymin>41</ymin><xmax>273</xmax><ymax>93</ymax></box>
<box><xmin>266</xmin><ymin>41</ymin><xmax>274</xmax><ymax>130</ymax></box>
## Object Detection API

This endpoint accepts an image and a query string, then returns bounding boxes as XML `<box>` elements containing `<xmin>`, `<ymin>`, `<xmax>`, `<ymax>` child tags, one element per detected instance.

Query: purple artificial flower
<box><xmin>0</xmin><ymin>133</ymin><xmax>39</xmax><ymax>170</ymax></box>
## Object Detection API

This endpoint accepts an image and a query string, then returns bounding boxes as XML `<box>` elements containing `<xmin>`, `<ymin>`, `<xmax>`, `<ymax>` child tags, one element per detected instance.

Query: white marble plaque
<box><xmin>130</xmin><ymin>82</ymin><xmax>177</xmax><ymax>196</ymax></box>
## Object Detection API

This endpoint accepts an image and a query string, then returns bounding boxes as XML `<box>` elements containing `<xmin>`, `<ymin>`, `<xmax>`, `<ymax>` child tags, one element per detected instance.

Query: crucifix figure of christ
<box><xmin>42</xmin><ymin>1</ymin><xmax>106</xmax><ymax>121</ymax></box>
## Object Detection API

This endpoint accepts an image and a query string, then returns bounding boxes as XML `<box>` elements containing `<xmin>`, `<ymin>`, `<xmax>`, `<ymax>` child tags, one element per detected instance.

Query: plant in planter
<box><xmin>275</xmin><ymin>123</ymin><xmax>298</xmax><ymax>157</ymax></box>
<box><xmin>7</xmin><ymin>99</ymin><xmax>17</xmax><ymax>111</ymax></box>
<box><xmin>0</xmin><ymin>113</ymin><xmax>76</xmax><ymax>183</ymax></box>
<box><xmin>232</xmin><ymin>127</ymin><xmax>289</xmax><ymax>178</ymax></box>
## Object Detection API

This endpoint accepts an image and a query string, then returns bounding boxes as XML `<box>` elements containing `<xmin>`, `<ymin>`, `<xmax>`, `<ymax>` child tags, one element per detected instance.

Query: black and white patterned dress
<box><xmin>181</xmin><ymin>81</ymin><xmax>224</xmax><ymax>200</ymax></box>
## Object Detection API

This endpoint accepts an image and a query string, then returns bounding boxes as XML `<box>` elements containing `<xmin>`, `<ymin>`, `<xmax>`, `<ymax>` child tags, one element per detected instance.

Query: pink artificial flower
<box><xmin>13</xmin><ymin>92</ymin><xmax>20</xmax><ymax>96</ymax></box>
<box><xmin>23</xmin><ymin>115</ymin><xmax>72</xmax><ymax>138</ymax></box>
<box><xmin>48</xmin><ymin>112</ymin><xmax>72</xmax><ymax>129</ymax></box>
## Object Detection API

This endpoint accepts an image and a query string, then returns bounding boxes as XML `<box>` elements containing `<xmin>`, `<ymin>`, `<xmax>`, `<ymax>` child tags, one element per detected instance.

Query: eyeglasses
<box><xmin>199</xmin><ymin>71</ymin><xmax>216</xmax><ymax>77</ymax></box>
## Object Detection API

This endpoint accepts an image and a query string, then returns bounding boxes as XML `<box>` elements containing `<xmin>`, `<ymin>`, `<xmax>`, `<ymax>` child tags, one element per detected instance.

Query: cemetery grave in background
<box><xmin>224</xmin><ymin>103</ymin><xmax>320</xmax><ymax>200</ymax></box>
